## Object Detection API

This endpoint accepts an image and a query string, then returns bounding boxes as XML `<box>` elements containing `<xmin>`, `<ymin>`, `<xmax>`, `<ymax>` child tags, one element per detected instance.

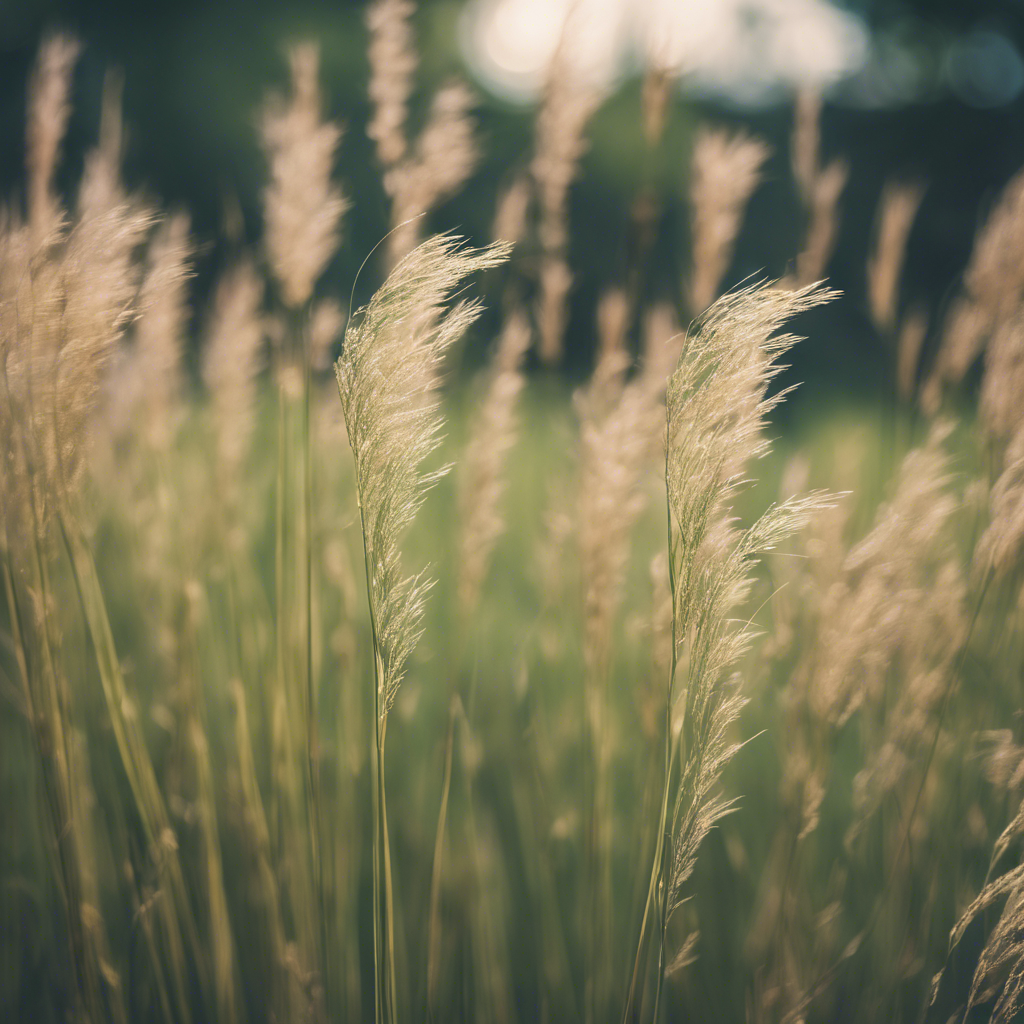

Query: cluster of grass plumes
<box><xmin>7</xmin><ymin>18</ymin><xmax>1024</xmax><ymax>1024</ymax></box>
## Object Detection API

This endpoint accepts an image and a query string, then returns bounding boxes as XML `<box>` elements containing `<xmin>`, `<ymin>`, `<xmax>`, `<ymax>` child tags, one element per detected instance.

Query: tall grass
<box><xmin>4</xmin><ymin>19</ymin><xmax>1024</xmax><ymax>1024</ymax></box>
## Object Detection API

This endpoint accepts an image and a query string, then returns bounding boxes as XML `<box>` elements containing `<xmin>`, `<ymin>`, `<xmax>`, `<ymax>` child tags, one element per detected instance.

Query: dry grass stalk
<box><xmin>980</xmin><ymin>310</ymin><xmax>1024</xmax><ymax>440</ymax></box>
<box><xmin>752</xmin><ymin>432</ymin><xmax>963</xmax><ymax>1022</ymax></box>
<box><xmin>596</xmin><ymin>286</ymin><xmax>630</xmax><ymax>366</ymax></box>
<box><xmin>788</xmin><ymin>88</ymin><xmax>847</xmax><ymax>286</ymax></box>
<box><xmin>794</xmin><ymin>158</ymin><xmax>848</xmax><ymax>286</ymax></box>
<box><xmin>0</xmin><ymin>186</ymin><xmax>129</xmax><ymax>1021</ymax></box>
<box><xmin>751</xmin><ymin>427</ymin><xmax>964</xmax><ymax>1023</ymax></box>
<box><xmin>662</xmin><ymin>283</ymin><xmax>835</xmax><ymax>911</ymax></box>
<box><xmin>964</xmin><ymin>167</ymin><xmax>1024</xmax><ymax>323</ymax></box>
<box><xmin>625</xmin><ymin>281</ymin><xmax>836</xmax><ymax>1021</ymax></box>
<box><xmin>366</xmin><ymin>1</ymin><xmax>480</xmax><ymax>266</ymax></box>
<box><xmin>337</xmin><ymin>234</ymin><xmax>511</xmax><ymax>722</ymax></box>
<box><xmin>578</xmin><ymin>348</ymin><xmax>664</xmax><ymax>691</ymax></box>
<box><xmin>687</xmin><ymin>127</ymin><xmax>770</xmax><ymax>313</ymax></box>
<box><xmin>807</xmin><ymin>424</ymin><xmax>960</xmax><ymax>730</ymax></box>
<box><xmin>132</xmin><ymin>213</ymin><xmax>193</xmax><ymax>451</ymax></box>
<box><xmin>924</xmin><ymin>168</ymin><xmax>1024</xmax><ymax>408</ymax></box>
<box><xmin>365</xmin><ymin>0</ymin><xmax>417</xmax><ymax>169</ymax></box>
<box><xmin>78</xmin><ymin>71</ymin><xmax>126</xmax><ymax>220</ymax></box>
<box><xmin>260</xmin><ymin>49</ymin><xmax>345</xmax><ymax>971</ymax></box>
<box><xmin>26</xmin><ymin>34</ymin><xmax>80</xmax><ymax>241</ymax></box>
<box><xmin>384</xmin><ymin>81</ymin><xmax>480</xmax><ymax>266</ymax></box>
<box><xmin>491</xmin><ymin>173</ymin><xmax>532</xmax><ymax>247</ymax></box>
<box><xmin>792</xmin><ymin>88</ymin><xmax>821</xmax><ymax>205</ymax></box>
<box><xmin>1</xmin><ymin>172</ymin><xmax>151</xmax><ymax>529</ymax></box>
<box><xmin>261</xmin><ymin>42</ymin><xmax>346</xmax><ymax>308</ymax></box>
<box><xmin>867</xmin><ymin>181</ymin><xmax>924</xmax><ymax>335</ymax></box>
<box><xmin>920</xmin><ymin>298</ymin><xmax>989</xmax><ymax>413</ymax></box>
<box><xmin>532</xmin><ymin>39</ymin><xmax>603</xmax><ymax>364</ymax></box>
<box><xmin>336</xmin><ymin>234</ymin><xmax>510</xmax><ymax>1023</ymax></box>
<box><xmin>1</xmin><ymin>45</ymin><xmax>205</xmax><ymax>1020</ymax></box>
<box><xmin>745</xmin><ymin>500</ymin><xmax>850</xmax><ymax>1010</ymax></box>
<box><xmin>935</xmin><ymin>785</ymin><xmax>1024</xmax><ymax>1022</ymax></box>
<box><xmin>896</xmin><ymin>305</ymin><xmax>928</xmax><ymax>401</ymax></box>
<box><xmin>576</xmin><ymin>321</ymin><xmax>664</xmax><ymax>1021</ymax></box>
<box><xmin>975</xmin><ymin>425</ymin><xmax>1024</xmax><ymax>578</ymax></box>
<box><xmin>201</xmin><ymin>259</ymin><xmax>265</xmax><ymax>508</ymax></box>
<box><xmin>458</xmin><ymin>310</ymin><xmax>531</xmax><ymax>615</ymax></box>
<box><xmin>536</xmin><ymin>256</ymin><xmax>574</xmax><ymax>366</ymax></box>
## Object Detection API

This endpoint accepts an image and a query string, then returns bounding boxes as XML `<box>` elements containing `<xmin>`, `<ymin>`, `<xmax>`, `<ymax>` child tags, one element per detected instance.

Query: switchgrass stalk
<box><xmin>852</xmin><ymin>560</ymin><xmax>995</xmax><ymax>995</ymax></box>
<box><xmin>59</xmin><ymin>512</ymin><xmax>205</xmax><ymax>1024</ymax></box>
<box><xmin>302</xmin><ymin>315</ymin><xmax>329</xmax><ymax>1012</ymax></box>
<box><xmin>274</xmin><ymin>329</ymin><xmax>323</xmax><ymax>1002</ymax></box>
<box><xmin>3</xmin><ymin>539</ymin><xmax>106</xmax><ymax>1024</ymax></box>
<box><xmin>583</xmin><ymin>655</ymin><xmax>617</xmax><ymax>1024</ymax></box>
<box><xmin>426</xmin><ymin>696</ymin><xmax>457</xmax><ymax>1018</ymax></box>
<box><xmin>512</xmin><ymin>719</ymin><xmax>579</xmax><ymax>1020</ymax></box>
<box><xmin>179</xmin><ymin>569</ymin><xmax>239</xmax><ymax>1024</ymax></box>
<box><xmin>623</xmin><ymin>482</ymin><xmax>679</xmax><ymax>1024</ymax></box>
<box><xmin>336</xmin><ymin>233</ymin><xmax>510</xmax><ymax>1023</ymax></box>
<box><xmin>358</xmin><ymin>496</ymin><xmax>398</xmax><ymax>1024</ymax></box>
<box><xmin>231</xmin><ymin>678</ymin><xmax>290</xmax><ymax>1021</ymax></box>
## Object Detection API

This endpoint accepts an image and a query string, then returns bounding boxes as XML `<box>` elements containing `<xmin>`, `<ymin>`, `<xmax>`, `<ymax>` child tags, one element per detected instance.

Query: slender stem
<box><xmin>623</xmin><ymin>471</ymin><xmax>679</xmax><ymax>1024</ymax></box>
<box><xmin>583</xmin><ymin>663</ymin><xmax>598</xmax><ymax>1024</ymax></box>
<box><xmin>371</xmin><ymin>703</ymin><xmax>383</xmax><ymax>1024</ymax></box>
<box><xmin>356</xmin><ymin>490</ymin><xmax>394</xmax><ymax>1024</ymax></box>
<box><xmin>426</xmin><ymin>697</ymin><xmax>457</xmax><ymax>1019</ymax></box>
<box><xmin>273</xmin><ymin>376</ymin><xmax>288</xmax><ymax>863</ymax></box>
<box><xmin>298</xmin><ymin>308</ymin><xmax>328</xmax><ymax>1008</ymax></box>
<box><xmin>380</xmin><ymin>720</ymin><xmax>398</xmax><ymax>1022</ymax></box>
<box><xmin>651</xmin><ymin>862</ymin><xmax>668</xmax><ymax>1024</ymax></box>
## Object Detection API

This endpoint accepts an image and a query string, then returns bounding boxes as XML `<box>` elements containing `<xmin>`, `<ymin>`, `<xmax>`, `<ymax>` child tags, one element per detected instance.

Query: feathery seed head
<box><xmin>202</xmin><ymin>259</ymin><xmax>265</xmax><ymax>494</ymax></box>
<box><xmin>77</xmin><ymin>71</ymin><xmax>126</xmax><ymax>222</ymax></box>
<box><xmin>491</xmin><ymin>174</ymin><xmax>531</xmax><ymax>247</ymax></box>
<box><xmin>458</xmin><ymin>310</ymin><xmax>531</xmax><ymax>615</ymax></box>
<box><xmin>578</xmin><ymin>354</ymin><xmax>663</xmax><ymax>682</ymax></box>
<box><xmin>792</xmin><ymin>88</ymin><xmax>821</xmax><ymax>203</ymax></box>
<box><xmin>981</xmin><ymin>310</ymin><xmax>1024</xmax><ymax>441</ymax></box>
<box><xmin>809</xmin><ymin>421</ymin><xmax>961</xmax><ymax>733</ymax></box>
<box><xmin>667</xmin><ymin>282</ymin><xmax>837</xmax><ymax>518</ymax></box>
<box><xmin>261</xmin><ymin>43</ymin><xmax>347</xmax><ymax>308</ymax></box>
<box><xmin>531</xmin><ymin>39</ymin><xmax>603</xmax><ymax>364</ymax></box>
<box><xmin>927</xmin><ymin>167</ymin><xmax>1024</xmax><ymax>408</ymax></box>
<box><xmin>26</xmin><ymin>34</ymin><xmax>80</xmax><ymax>242</ymax></box>
<box><xmin>896</xmin><ymin>305</ymin><xmax>928</xmax><ymax>401</ymax></box>
<box><xmin>384</xmin><ymin>80</ymin><xmax>480</xmax><ymax>266</ymax></box>
<box><xmin>923</xmin><ymin>297</ymin><xmax>990</xmax><ymax>411</ymax></box>
<box><xmin>867</xmin><ymin>180</ymin><xmax>925</xmax><ymax>334</ymax></box>
<box><xmin>964</xmin><ymin>167</ymin><xmax>1024</xmax><ymax>324</ymax></box>
<box><xmin>336</xmin><ymin>234</ymin><xmax>511</xmax><ymax>721</ymax></box>
<box><xmin>131</xmin><ymin>213</ymin><xmax>193</xmax><ymax>450</ymax></box>
<box><xmin>366</xmin><ymin>0</ymin><xmax>417</xmax><ymax>168</ymax></box>
<box><xmin>688</xmin><ymin>127</ymin><xmax>770</xmax><ymax>314</ymax></box>
<box><xmin>794</xmin><ymin>159</ymin><xmax>847</xmax><ymax>286</ymax></box>
<box><xmin>665</xmin><ymin>280</ymin><xmax>837</xmax><ymax>913</ymax></box>
<box><xmin>976</xmin><ymin>424</ymin><xmax>1024</xmax><ymax>578</ymax></box>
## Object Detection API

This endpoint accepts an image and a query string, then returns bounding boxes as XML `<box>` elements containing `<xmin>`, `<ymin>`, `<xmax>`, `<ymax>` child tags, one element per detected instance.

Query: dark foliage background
<box><xmin>2</xmin><ymin>0</ymin><xmax>1023</xmax><ymax>397</ymax></box>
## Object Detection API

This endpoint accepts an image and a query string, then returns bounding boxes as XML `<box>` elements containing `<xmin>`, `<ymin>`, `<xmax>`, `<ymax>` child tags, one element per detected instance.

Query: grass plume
<box><xmin>335</xmin><ymin>233</ymin><xmax>510</xmax><ymax>1022</ymax></box>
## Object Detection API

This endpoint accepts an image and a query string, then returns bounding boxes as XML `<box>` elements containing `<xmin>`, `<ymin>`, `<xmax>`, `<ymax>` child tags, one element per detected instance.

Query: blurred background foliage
<box><xmin>1</xmin><ymin>0</ymin><xmax>1024</xmax><ymax>397</ymax></box>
